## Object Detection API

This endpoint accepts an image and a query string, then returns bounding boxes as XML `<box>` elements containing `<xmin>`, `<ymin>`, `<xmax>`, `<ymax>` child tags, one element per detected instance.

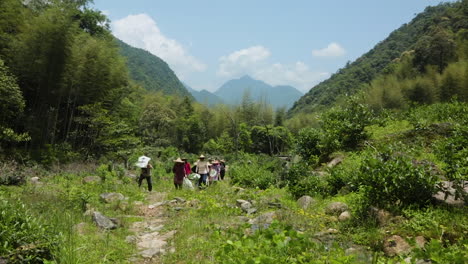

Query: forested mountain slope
<box><xmin>289</xmin><ymin>1</ymin><xmax>468</xmax><ymax>115</ymax></box>
<box><xmin>117</xmin><ymin>39</ymin><xmax>192</xmax><ymax>98</ymax></box>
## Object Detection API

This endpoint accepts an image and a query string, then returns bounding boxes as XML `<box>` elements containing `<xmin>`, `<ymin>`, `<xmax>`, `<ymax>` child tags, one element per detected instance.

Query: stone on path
<box><xmin>338</xmin><ymin>211</ymin><xmax>351</xmax><ymax>221</ymax></box>
<box><xmin>297</xmin><ymin>195</ymin><xmax>315</xmax><ymax>210</ymax></box>
<box><xmin>92</xmin><ymin>211</ymin><xmax>117</xmax><ymax>230</ymax></box>
<box><xmin>383</xmin><ymin>235</ymin><xmax>411</xmax><ymax>257</ymax></box>
<box><xmin>325</xmin><ymin>202</ymin><xmax>349</xmax><ymax>216</ymax></box>
<box><xmin>100</xmin><ymin>192</ymin><xmax>125</xmax><ymax>203</ymax></box>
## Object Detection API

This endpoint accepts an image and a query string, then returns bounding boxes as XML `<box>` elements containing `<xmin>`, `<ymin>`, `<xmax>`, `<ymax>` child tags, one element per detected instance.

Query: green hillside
<box><xmin>116</xmin><ymin>39</ymin><xmax>192</xmax><ymax>98</ymax></box>
<box><xmin>289</xmin><ymin>1</ymin><xmax>468</xmax><ymax>115</ymax></box>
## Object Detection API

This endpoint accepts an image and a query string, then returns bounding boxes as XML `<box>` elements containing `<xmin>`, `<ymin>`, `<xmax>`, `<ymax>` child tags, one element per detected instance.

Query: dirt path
<box><xmin>127</xmin><ymin>192</ymin><xmax>177</xmax><ymax>263</ymax></box>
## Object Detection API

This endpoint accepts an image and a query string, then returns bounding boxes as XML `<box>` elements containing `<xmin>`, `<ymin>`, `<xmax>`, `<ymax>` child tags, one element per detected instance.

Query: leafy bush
<box><xmin>229</xmin><ymin>154</ymin><xmax>283</xmax><ymax>189</ymax></box>
<box><xmin>0</xmin><ymin>199</ymin><xmax>57</xmax><ymax>263</ymax></box>
<box><xmin>412</xmin><ymin>239</ymin><xmax>467</xmax><ymax>264</ymax></box>
<box><xmin>295</xmin><ymin>128</ymin><xmax>321</xmax><ymax>164</ymax></box>
<box><xmin>436</xmin><ymin>124</ymin><xmax>468</xmax><ymax>201</ymax></box>
<box><xmin>286</xmin><ymin>162</ymin><xmax>329</xmax><ymax>198</ymax></box>
<box><xmin>354</xmin><ymin>148</ymin><xmax>440</xmax><ymax>211</ymax></box>
<box><xmin>215</xmin><ymin>222</ymin><xmax>355</xmax><ymax>264</ymax></box>
<box><xmin>321</xmin><ymin>99</ymin><xmax>374</xmax><ymax>151</ymax></box>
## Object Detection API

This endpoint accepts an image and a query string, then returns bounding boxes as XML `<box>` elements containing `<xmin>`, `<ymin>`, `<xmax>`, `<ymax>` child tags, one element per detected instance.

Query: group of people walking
<box><xmin>172</xmin><ymin>155</ymin><xmax>226</xmax><ymax>189</ymax></box>
<box><xmin>136</xmin><ymin>154</ymin><xmax>226</xmax><ymax>191</ymax></box>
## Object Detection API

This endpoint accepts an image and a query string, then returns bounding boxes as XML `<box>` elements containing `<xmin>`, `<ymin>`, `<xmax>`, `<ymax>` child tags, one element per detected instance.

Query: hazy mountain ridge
<box><xmin>214</xmin><ymin>75</ymin><xmax>303</xmax><ymax>108</ymax></box>
<box><xmin>184</xmin><ymin>83</ymin><xmax>224</xmax><ymax>106</ymax></box>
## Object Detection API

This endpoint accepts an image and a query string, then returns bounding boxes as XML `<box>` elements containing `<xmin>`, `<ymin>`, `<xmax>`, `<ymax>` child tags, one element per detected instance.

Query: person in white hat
<box><xmin>136</xmin><ymin>154</ymin><xmax>153</xmax><ymax>191</ymax></box>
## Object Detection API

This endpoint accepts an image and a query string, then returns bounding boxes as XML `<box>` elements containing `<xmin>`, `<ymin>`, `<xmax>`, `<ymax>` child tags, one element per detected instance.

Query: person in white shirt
<box><xmin>196</xmin><ymin>154</ymin><xmax>210</xmax><ymax>187</ymax></box>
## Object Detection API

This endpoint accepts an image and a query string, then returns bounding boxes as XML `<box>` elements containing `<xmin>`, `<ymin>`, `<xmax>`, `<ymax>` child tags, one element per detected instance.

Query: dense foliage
<box><xmin>117</xmin><ymin>39</ymin><xmax>192</xmax><ymax>98</ymax></box>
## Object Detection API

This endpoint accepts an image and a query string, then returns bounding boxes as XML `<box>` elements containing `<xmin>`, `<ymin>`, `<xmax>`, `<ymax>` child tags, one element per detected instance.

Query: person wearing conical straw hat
<box><xmin>172</xmin><ymin>157</ymin><xmax>186</xmax><ymax>190</ymax></box>
<box><xmin>195</xmin><ymin>154</ymin><xmax>209</xmax><ymax>188</ymax></box>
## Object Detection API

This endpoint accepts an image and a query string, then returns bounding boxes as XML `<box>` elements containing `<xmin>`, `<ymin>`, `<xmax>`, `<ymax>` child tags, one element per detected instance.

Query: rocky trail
<box><xmin>126</xmin><ymin>192</ymin><xmax>179</xmax><ymax>263</ymax></box>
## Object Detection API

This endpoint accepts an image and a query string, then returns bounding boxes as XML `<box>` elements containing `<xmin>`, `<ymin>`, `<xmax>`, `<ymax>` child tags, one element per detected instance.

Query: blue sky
<box><xmin>92</xmin><ymin>0</ymin><xmax>452</xmax><ymax>93</ymax></box>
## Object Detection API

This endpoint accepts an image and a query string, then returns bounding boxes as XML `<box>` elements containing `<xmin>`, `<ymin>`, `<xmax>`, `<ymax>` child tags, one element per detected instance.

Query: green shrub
<box><xmin>321</xmin><ymin>99</ymin><xmax>374</xmax><ymax>151</ymax></box>
<box><xmin>355</xmin><ymin>148</ymin><xmax>440</xmax><ymax>211</ymax></box>
<box><xmin>436</xmin><ymin>124</ymin><xmax>468</xmax><ymax>201</ymax></box>
<box><xmin>229</xmin><ymin>154</ymin><xmax>283</xmax><ymax>189</ymax></box>
<box><xmin>286</xmin><ymin>162</ymin><xmax>329</xmax><ymax>198</ymax></box>
<box><xmin>215</xmin><ymin>222</ymin><xmax>355</xmax><ymax>264</ymax></box>
<box><xmin>295</xmin><ymin>128</ymin><xmax>322</xmax><ymax>164</ymax></box>
<box><xmin>0</xmin><ymin>199</ymin><xmax>57</xmax><ymax>263</ymax></box>
<box><xmin>229</xmin><ymin>163</ymin><xmax>276</xmax><ymax>189</ymax></box>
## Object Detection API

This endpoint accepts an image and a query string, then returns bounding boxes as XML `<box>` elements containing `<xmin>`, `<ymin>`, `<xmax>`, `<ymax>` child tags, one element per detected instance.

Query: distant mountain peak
<box><xmin>215</xmin><ymin>76</ymin><xmax>302</xmax><ymax>109</ymax></box>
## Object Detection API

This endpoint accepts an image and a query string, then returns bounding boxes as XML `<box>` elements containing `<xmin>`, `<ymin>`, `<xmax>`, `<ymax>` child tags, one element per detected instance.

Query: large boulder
<box><xmin>297</xmin><ymin>195</ymin><xmax>315</xmax><ymax>210</ymax></box>
<box><xmin>92</xmin><ymin>212</ymin><xmax>117</xmax><ymax>230</ymax></box>
<box><xmin>100</xmin><ymin>192</ymin><xmax>125</xmax><ymax>203</ymax></box>
<box><xmin>82</xmin><ymin>176</ymin><xmax>101</xmax><ymax>184</ymax></box>
<box><xmin>325</xmin><ymin>202</ymin><xmax>349</xmax><ymax>216</ymax></box>
<box><xmin>383</xmin><ymin>235</ymin><xmax>411</xmax><ymax>257</ymax></box>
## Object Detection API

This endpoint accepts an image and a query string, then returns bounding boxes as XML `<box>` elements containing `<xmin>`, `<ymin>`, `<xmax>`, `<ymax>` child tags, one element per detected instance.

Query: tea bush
<box><xmin>355</xmin><ymin>148</ymin><xmax>440</xmax><ymax>211</ymax></box>
<box><xmin>286</xmin><ymin>162</ymin><xmax>329</xmax><ymax>198</ymax></box>
<box><xmin>215</xmin><ymin>222</ymin><xmax>355</xmax><ymax>264</ymax></box>
<box><xmin>229</xmin><ymin>154</ymin><xmax>283</xmax><ymax>189</ymax></box>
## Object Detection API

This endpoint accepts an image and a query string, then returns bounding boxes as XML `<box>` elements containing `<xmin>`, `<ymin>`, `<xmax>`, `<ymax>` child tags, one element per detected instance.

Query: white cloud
<box><xmin>112</xmin><ymin>14</ymin><xmax>206</xmax><ymax>79</ymax></box>
<box><xmin>218</xmin><ymin>46</ymin><xmax>271</xmax><ymax>77</ymax></box>
<box><xmin>312</xmin><ymin>42</ymin><xmax>346</xmax><ymax>57</ymax></box>
<box><xmin>217</xmin><ymin>46</ymin><xmax>329</xmax><ymax>92</ymax></box>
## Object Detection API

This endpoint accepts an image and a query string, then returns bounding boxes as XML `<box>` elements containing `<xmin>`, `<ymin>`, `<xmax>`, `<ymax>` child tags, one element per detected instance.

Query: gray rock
<box><xmin>325</xmin><ymin>202</ymin><xmax>349</xmax><ymax>216</ymax></box>
<box><xmin>248</xmin><ymin>211</ymin><xmax>276</xmax><ymax>225</ymax></box>
<box><xmin>433</xmin><ymin>181</ymin><xmax>466</xmax><ymax>207</ymax></box>
<box><xmin>338</xmin><ymin>211</ymin><xmax>351</xmax><ymax>221</ymax></box>
<box><xmin>383</xmin><ymin>235</ymin><xmax>411</xmax><ymax>257</ymax></box>
<box><xmin>297</xmin><ymin>195</ymin><xmax>315</xmax><ymax>210</ymax></box>
<box><xmin>82</xmin><ymin>176</ymin><xmax>101</xmax><ymax>184</ymax></box>
<box><xmin>327</xmin><ymin>156</ymin><xmax>344</xmax><ymax>168</ymax></box>
<box><xmin>92</xmin><ymin>212</ymin><xmax>117</xmax><ymax>230</ymax></box>
<box><xmin>240</xmin><ymin>201</ymin><xmax>252</xmax><ymax>212</ymax></box>
<box><xmin>370</xmin><ymin>207</ymin><xmax>392</xmax><ymax>226</ymax></box>
<box><xmin>100</xmin><ymin>192</ymin><xmax>125</xmax><ymax>203</ymax></box>
<box><xmin>415</xmin><ymin>236</ymin><xmax>426</xmax><ymax>248</ymax></box>
<box><xmin>173</xmin><ymin>207</ymin><xmax>183</xmax><ymax>211</ymax></box>
<box><xmin>245</xmin><ymin>208</ymin><xmax>257</xmax><ymax>214</ymax></box>
<box><xmin>140</xmin><ymin>248</ymin><xmax>163</xmax><ymax>258</ymax></box>
<box><xmin>148</xmin><ymin>202</ymin><xmax>164</xmax><ymax>209</ymax></box>
<box><xmin>109</xmin><ymin>218</ymin><xmax>121</xmax><ymax>227</ymax></box>
<box><xmin>236</xmin><ymin>199</ymin><xmax>249</xmax><ymax>206</ymax></box>
<box><xmin>126</xmin><ymin>235</ymin><xmax>137</xmax><ymax>243</ymax></box>
<box><xmin>174</xmin><ymin>197</ymin><xmax>186</xmax><ymax>203</ymax></box>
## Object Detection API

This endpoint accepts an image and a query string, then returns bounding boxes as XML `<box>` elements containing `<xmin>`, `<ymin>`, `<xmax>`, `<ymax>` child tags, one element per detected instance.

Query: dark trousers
<box><xmin>138</xmin><ymin>174</ymin><xmax>152</xmax><ymax>191</ymax></box>
<box><xmin>220</xmin><ymin>170</ymin><xmax>225</xmax><ymax>180</ymax></box>
<box><xmin>198</xmin><ymin>173</ymin><xmax>208</xmax><ymax>187</ymax></box>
